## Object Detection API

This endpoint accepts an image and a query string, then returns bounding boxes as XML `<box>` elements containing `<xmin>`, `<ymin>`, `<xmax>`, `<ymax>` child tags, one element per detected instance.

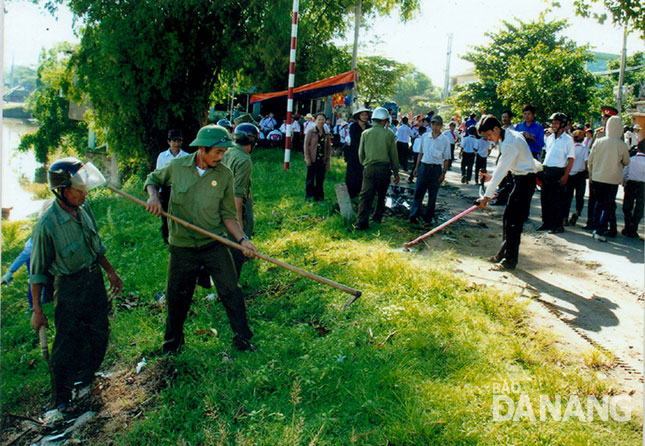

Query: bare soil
<box><xmin>404</xmin><ymin>165</ymin><xmax>644</xmax><ymax>414</ymax></box>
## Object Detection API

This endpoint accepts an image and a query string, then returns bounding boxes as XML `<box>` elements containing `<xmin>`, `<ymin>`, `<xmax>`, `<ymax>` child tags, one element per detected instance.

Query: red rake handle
<box><xmin>404</xmin><ymin>205</ymin><xmax>479</xmax><ymax>248</ymax></box>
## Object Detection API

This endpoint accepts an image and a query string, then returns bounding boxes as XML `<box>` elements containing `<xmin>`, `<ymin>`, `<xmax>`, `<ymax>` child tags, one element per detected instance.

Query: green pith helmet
<box><xmin>189</xmin><ymin>125</ymin><xmax>234</xmax><ymax>148</ymax></box>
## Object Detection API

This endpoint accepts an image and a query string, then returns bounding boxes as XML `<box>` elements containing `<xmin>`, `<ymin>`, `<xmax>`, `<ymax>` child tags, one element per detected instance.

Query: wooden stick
<box><xmin>107</xmin><ymin>186</ymin><xmax>362</xmax><ymax>305</ymax></box>
<box><xmin>39</xmin><ymin>326</ymin><xmax>49</xmax><ymax>362</ymax></box>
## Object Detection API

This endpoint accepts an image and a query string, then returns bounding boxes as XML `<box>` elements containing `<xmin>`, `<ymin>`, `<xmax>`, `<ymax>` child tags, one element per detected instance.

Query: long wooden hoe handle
<box><xmin>107</xmin><ymin>186</ymin><xmax>362</xmax><ymax>308</ymax></box>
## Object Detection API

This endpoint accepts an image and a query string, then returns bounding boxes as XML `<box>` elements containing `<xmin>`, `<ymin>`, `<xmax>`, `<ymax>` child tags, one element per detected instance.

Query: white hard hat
<box><xmin>371</xmin><ymin>107</ymin><xmax>390</xmax><ymax>121</ymax></box>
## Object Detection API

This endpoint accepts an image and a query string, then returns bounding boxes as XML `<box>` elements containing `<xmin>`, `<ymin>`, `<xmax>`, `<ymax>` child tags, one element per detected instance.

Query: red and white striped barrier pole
<box><xmin>284</xmin><ymin>0</ymin><xmax>299</xmax><ymax>172</ymax></box>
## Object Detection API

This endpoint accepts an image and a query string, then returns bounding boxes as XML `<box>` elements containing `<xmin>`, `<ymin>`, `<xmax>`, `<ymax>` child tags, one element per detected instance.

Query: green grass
<box><xmin>1</xmin><ymin>148</ymin><xmax>641</xmax><ymax>445</ymax></box>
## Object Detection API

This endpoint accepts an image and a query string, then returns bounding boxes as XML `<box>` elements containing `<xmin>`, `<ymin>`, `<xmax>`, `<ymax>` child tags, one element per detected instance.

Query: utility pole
<box><xmin>350</xmin><ymin>0</ymin><xmax>362</xmax><ymax>111</ymax></box>
<box><xmin>616</xmin><ymin>23</ymin><xmax>628</xmax><ymax>113</ymax></box>
<box><xmin>442</xmin><ymin>34</ymin><xmax>453</xmax><ymax>101</ymax></box>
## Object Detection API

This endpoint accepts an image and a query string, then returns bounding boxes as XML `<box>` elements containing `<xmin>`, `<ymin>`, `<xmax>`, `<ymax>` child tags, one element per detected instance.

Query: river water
<box><xmin>1</xmin><ymin>118</ymin><xmax>48</xmax><ymax>221</ymax></box>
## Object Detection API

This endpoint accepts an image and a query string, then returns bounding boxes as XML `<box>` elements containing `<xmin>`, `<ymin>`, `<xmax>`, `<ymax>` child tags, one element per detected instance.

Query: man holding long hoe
<box><xmin>144</xmin><ymin>124</ymin><xmax>259</xmax><ymax>353</ymax></box>
<box><xmin>476</xmin><ymin>115</ymin><xmax>541</xmax><ymax>271</ymax></box>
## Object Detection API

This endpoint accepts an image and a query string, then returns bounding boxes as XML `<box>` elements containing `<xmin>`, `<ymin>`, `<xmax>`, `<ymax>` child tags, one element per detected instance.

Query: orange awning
<box><xmin>250</xmin><ymin>71</ymin><xmax>356</xmax><ymax>104</ymax></box>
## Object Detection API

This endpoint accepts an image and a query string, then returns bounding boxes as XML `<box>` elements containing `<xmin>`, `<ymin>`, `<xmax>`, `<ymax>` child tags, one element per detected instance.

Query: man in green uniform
<box><xmin>30</xmin><ymin>157</ymin><xmax>122</xmax><ymax>411</ymax></box>
<box><xmin>145</xmin><ymin>124</ymin><xmax>258</xmax><ymax>353</ymax></box>
<box><xmin>223</xmin><ymin>122</ymin><xmax>260</xmax><ymax>279</ymax></box>
<box><xmin>355</xmin><ymin>107</ymin><xmax>400</xmax><ymax>230</ymax></box>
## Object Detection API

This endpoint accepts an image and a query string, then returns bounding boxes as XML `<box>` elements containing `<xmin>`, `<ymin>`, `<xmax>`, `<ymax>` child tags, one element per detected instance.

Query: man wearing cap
<box><xmin>356</xmin><ymin>107</ymin><xmax>399</xmax><ymax>230</ymax></box>
<box><xmin>223</xmin><ymin>123</ymin><xmax>260</xmax><ymax>279</ymax></box>
<box><xmin>409</xmin><ymin>115</ymin><xmax>450</xmax><ymax>225</ymax></box>
<box><xmin>30</xmin><ymin>157</ymin><xmax>122</xmax><ymax>411</ymax></box>
<box><xmin>538</xmin><ymin>113</ymin><xmax>575</xmax><ymax>234</ymax></box>
<box><xmin>345</xmin><ymin>108</ymin><xmax>372</xmax><ymax>199</ymax></box>
<box><xmin>145</xmin><ymin>125</ymin><xmax>258</xmax><ymax>353</ymax></box>
<box><xmin>156</xmin><ymin>130</ymin><xmax>189</xmax><ymax>243</ymax></box>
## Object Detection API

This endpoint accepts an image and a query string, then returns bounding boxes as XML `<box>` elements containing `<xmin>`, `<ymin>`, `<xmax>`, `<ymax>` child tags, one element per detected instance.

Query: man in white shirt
<box><xmin>538</xmin><ymin>112</ymin><xmax>574</xmax><ymax>234</ymax></box>
<box><xmin>563</xmin><ymin>129</ymin><xmax>589</xmax><ymax>226</ymax></box>
<box><xmin>259</xmin><ymin>112</ymin><xmax>277</xmax><ymax>135</ymax></box>
<box><xmin>396</xmin><ymin>116</ymin><xmax>412</xmax><ymax>171</ymax></box>
<box><xmin>477</xmin><ymin>115</ymin><xmax>540</xmax><ymax>271</ymax></box>
<box><xmin>409</xmin><ymin>115</ymin><xmax>450</xmax><ymax>224</ymax></box>
<box><xmin>622</xmin><ymin>140</ymin><xmax>645</xmax><ymax>238</ymax></box>
<box><xmin>459</xmin><ymin>126</ymin><xmax>478</xmax><ymax>183</ymax></box>
<box><xmin>155</xmin><ymin>129</ymin><xmax>189</xmax><ymax>243</ymax></box>
<box><xmin>443</xmin><ymin>121</ymin><xmax>459</xmax><ymax>168</ymax></box>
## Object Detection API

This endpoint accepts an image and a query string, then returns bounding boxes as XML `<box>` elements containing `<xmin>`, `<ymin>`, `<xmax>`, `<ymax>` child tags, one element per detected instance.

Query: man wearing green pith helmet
<box><xmin>145</xmin><ymin>124</ymin><xmax>258</xmax><ymax>353</ymax></box>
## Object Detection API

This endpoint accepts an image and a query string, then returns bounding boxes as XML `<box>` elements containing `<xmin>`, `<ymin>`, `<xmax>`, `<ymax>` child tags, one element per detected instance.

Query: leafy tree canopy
<box><xmin>448</xmin><ymin>18</ymin><xmax>595</xmax><ymax>124</ymax></box>
<box><xmin>553</xmin><ymin>0</ymin><xmax>644</xmax><ymax>38</ymax></box>
<box><xmin>27</xmin><ymin>0</ymin><xmax>420</xmax><ymax>170</ymax></box>
<box><xmin>391</xmin><ymin>68</ymin><xmax>440</xmax><ymax>115</ymax></box>
<box><xmin>18</xmin><ymin>42</ymin><xmax>87</xmax><ymax>164</ymax></box>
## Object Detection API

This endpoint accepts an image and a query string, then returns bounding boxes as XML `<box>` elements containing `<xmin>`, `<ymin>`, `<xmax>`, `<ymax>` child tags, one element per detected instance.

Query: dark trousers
<box><xmin>305</xmin><ymin>159</ymin><xmax>326</xmax><ymax>200</ymax></box>
<box><xmin>623</xmin><ymin>180</ymin><xmax>644</xmax><ymax>235</ymax></box>
<box><xmin>346</xmin><ymin>160</ymin><xmax>364</xmax><ymax>199</ymax></box>
<box><xmin>160</xmin><ymin>186</ymin><xmax>172</xmax><ymax>243</ymax></box>
<box><xmin>592</xmin><ymin>181</ymin><xmax>618</xmax><ymax>236</ymax></box>
<box><xmin>449</xmin><ymin>143</ymin><xmax>455</xmax><ymax>167</ymax></box>
<box><xmin>495</xmin><ymin>173</ymin><xmax>514</xmax><ymax>205</ymax></box>
<box><xmin>564</xmin><ymin>171</ymin><xmax>586</xmax><ymax>217</ymax></box>
<box><xmin>586</xmin><ymin>180</ymin><xmax>597</xmax><ymax>227</ymax></box>
<box><xmin>461</xmin><ymin>152</ymin><xmax>475</xmax><ymax>182</ymax></box>
<box><xmin>494</xmin><ymin>174</ymin><xmax>536</xmax><ymax>267</ymax></box>
<box><xmin>164</xmin><ymin>242</ymin><xmax>252</xmax><ymax>353</ymax></box>
<box><xmin>52</xmin><ymin>265</ymin><xmax>109</xmax><ymax>406</ymax></box>
<box><xmin>356</xmin><ymin>163</ymin><xmax>392</xmax><ymax>228</ymax></box>
<box><xmin>541</xmin><ymin>166</ymin><xmax>566</xmax><ymax>229</ymax></box>
<box><xmin>475</xmin><ymin>155</ymin><xmax>488</xmax><ymax>185</ymax></box>
<box><xmin>397</xmin><ymin>142</ymin><xmax>409</xmax><ymax>171</ymax></box>
<box><xmin>409</xmin><ymin>163</ymin><xmax>442</xmax><ymax>223</ymax></box>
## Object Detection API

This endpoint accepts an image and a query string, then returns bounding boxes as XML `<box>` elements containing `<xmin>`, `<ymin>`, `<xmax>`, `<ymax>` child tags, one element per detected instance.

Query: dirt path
<box><xmin>400</xmin><ymin>162</ymin><xmax>644</xmax><ymax>412</ymax></box>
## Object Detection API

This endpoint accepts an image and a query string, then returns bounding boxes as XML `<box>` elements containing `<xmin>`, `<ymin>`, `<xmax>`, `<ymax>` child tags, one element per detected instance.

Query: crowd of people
<box><xmin>5</xmin><ymin>99</ymin><xmax>643</xmax><ymax>419</ymax></box>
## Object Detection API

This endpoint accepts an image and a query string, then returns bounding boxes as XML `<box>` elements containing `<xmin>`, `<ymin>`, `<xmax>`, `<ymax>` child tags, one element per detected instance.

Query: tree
<box><xmin>391</xmin><ymin>68</ymin><xmax>440</xmax><ymax>115</ymax></box>
<box><xmin>355</xmin><ymin>56</ymin><xmax>409</xmax><ymax>108</ymax></box>
<box><xmin>556</xmin><ymin>0</ymin><xmax>644</xmax><ymax>38</ymax></box>
<box><xmin>29</xmin><ymin>0</ymin><xmax>421</xmax><ymax>171</ymax></box>
<box><xmin>4</xmin><ymin>65</ymin><xmax>38</xmax><ymax>91</ymax></box>
<box><xmin>18</xmin><ymin>43</ymin><xmax>88</xmax><ymax>165</ymax></box>
<box><xmin>448</xmin><ymin>18</ymin><xmax>595</xmax><ymax>124</ymax></box>
<box><xmin>589</xmin><ymin>52</ymin><xmax>645</xmax><ymax>122</ymax></box>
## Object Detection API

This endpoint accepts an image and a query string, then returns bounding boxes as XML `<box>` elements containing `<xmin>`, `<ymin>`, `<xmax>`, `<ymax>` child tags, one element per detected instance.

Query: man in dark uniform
<box><xmin>355</xmin><ymin>107</ymin><xmax>400</xmax><ymax>230</ymax></box>
<box><xmin>223</xmin><ymin>123</ymin><xmax>260</xmax><ymax>280</ymax></box>
<box><xmin>145</xmin><ymin>124</ymin><xmax>258</xmax><ymax>353</ymax></box>
<box><xmin>345</xmin><ymin>108</ymin><xmax>372</xmax><ymax>199</ymax></box>
<box><xmin>30</xmin><ymin>157</ymin><xmax>122</xmax><ymax>411</ymax></box>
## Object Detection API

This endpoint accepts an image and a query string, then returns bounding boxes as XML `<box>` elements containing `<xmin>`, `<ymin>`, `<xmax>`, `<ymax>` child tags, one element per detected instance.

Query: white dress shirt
<box><xmin>460</xmin><ymin>136</ymin><xmax>477</xmax><ymax>153</ymax></box>
<box><xmin>476</xmin><ymin>139</ymin><xmax>493</xmax><ymax>158</ymax></box>
<box><xmin>396</xmin><ymin>124</ymin><xmax>412</xmax><ymax>143</ymax></box>
<box><xmin>543</xmin><ymin>132</ymin><xmax>575</xmax><ymax>168</ymax></box>
<box><xmin>419</xmin><ymin>132</ymin><xmax>451</xmax><ymax>165</ymax></box>
<box><xmin>156</xmin><ymin>148</ymin><xmax>189</xmax><ymax>169</ymax></box>
<box><xmin>624</xmin><ymin>153</ymin><xmax>645</xmax><ymax>182</ymax></box>
<box><xmin>570</xmin><ymin>143</ymin><xmax>589</xmax><ymax>175</ymax></box>
<box><xmin>484</xmin><ymin>129</ymin><xmax>541</xmax><ymax>198</ymax></box>
<box><xmin>443</xmin><ymin>129</ymin><xmax>458</xmax><ymax>145</ymax></box>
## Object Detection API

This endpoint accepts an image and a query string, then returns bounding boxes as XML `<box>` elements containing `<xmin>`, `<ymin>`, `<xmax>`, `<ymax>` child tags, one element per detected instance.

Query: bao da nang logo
<box><xmin>492</xmin><ymin>381</ymin><xmax>632</xmax><ymax>422</ymax></box>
